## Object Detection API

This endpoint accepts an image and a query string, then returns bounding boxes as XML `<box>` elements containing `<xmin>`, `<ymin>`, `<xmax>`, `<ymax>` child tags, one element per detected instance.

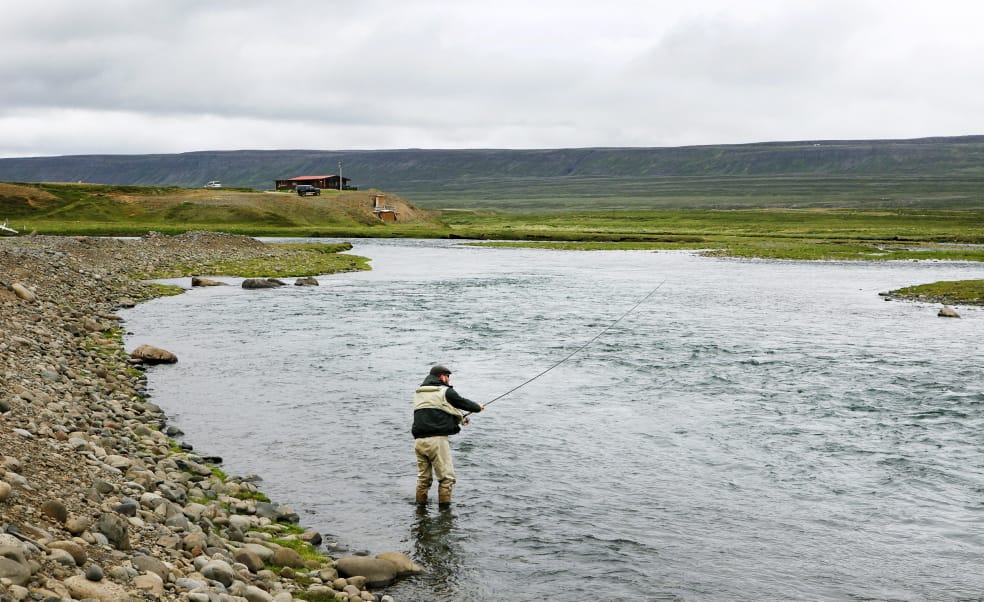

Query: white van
<box><xmin>204</xmin><ymin>181</ymin><xmax>222</xmax><ymax>188</ymax></box>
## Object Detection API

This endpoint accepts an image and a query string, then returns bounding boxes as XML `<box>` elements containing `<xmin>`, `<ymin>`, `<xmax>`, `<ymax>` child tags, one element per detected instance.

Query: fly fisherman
<box><xmin>413</xmin><ymin>365</ymin><xmax>484</xmax><ymax>507</ymax></box>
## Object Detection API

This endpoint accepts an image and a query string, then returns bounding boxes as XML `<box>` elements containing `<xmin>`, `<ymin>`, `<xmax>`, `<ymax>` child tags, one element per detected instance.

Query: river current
<box><xmin>122</xmin><ymin>239</ymin><xmax>984</xmax><ymax>601</ymax></box>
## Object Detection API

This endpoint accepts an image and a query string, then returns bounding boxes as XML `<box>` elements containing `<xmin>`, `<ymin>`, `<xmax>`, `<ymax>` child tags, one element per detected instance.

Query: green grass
<box><xmin>441</xmin><ymin>208</ymin><xmax>984</xmax><ymax>243</ymax></box>
<box><xmin>889</xmin><ymin>280</ymin><xmax>984</xmax><ymax>305</ymax></box>
<box><xmin>146</xmin><ymin>242</ymin><xmax>371</xmax><ymax>279</ymax></box>
<box><xmin>8</xmin><ymin>182</ymin><xmax>984</xmax><ymax>305</ymax></box>
<box><xmin>404</xmin><ymin>174</ymin><xmax>984</xmax><ymax>211</ymax></box>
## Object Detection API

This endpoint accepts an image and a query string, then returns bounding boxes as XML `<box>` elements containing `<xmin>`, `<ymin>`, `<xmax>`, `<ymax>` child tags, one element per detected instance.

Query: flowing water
<box><xmin>122</xmin><ymin>239</ymin><xmax>984</xmax><ymax>601</ymax></box>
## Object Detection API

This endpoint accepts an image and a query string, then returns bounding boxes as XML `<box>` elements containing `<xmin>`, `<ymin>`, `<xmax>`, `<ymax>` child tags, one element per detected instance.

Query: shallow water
<box><xmin>122</xmin><ymin>240</ymin><xmax>984</xmax><ymax>601</ymax></box>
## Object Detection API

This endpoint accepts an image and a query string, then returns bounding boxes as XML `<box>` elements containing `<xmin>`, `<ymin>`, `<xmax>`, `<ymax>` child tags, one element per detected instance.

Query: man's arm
<box><xmin>446</xmin><ymin>387</ymin><xmax>483</xmax><ymax>413</ymax></box>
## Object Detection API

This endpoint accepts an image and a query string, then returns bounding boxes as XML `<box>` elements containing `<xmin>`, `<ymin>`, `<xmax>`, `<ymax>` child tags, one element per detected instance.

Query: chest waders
<box><xmin>413</xmin><ymin>385</ymin><xmax>461</xmax><ymax>506</ymax></box>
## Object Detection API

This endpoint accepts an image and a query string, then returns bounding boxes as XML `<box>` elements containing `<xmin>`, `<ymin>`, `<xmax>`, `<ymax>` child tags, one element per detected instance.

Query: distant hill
<box><xmin>3</xmin><ymin>136</ymin><xmax>984</xmax><ymax>210</ymax></box>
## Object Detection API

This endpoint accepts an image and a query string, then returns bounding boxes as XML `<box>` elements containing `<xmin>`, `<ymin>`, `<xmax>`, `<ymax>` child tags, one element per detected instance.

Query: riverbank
<box><xmin>0</xmin><ymin>233</ymin><xmax>405</xmax><ymax>601</ymax></box>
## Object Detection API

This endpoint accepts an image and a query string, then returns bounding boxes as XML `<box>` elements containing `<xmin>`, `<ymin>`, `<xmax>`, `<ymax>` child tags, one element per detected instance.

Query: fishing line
<box><xmin>465</xmin><ymin>279</ymin><xmax>667</xmax><ymax>417</ymax></box>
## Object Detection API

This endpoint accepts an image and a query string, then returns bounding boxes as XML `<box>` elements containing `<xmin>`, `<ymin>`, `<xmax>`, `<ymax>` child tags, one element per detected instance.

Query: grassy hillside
<box><xmin>5</xmin><ymin>181</ymin><xmax>984</xmax><ymax>270</ymax></box>
<box><xmin>0</xmin><ymin>182</ymin><xmax>446</xmax><ymax>237</ymax></box>
<box><xmin>3</xmin><ymin>136</ymin><xmax>984</xmax><ymax>210</ymax></box>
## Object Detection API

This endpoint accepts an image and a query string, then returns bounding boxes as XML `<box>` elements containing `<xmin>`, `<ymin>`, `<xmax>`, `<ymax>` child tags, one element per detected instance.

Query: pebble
<box><xmin>0</xmin><ymin>233</ymin><xmax>408</xmax><ymax>601</ymax></box>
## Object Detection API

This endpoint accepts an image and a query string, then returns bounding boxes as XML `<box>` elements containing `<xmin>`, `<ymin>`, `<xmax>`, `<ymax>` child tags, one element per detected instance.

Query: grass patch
<box><xmin>472</xmin><ymin>237</ymin><xmax>984</xmax><ymax>261</ymax></box>
<box><xmin>269</xmin><ymin>536</ymin><xmax>326</xmax><ymax>564</ymax></box>
<box><xmin>473</xmin><ymin>240</ymin><xmax>706</xmax><ymax>251</ymax></box>
<box><xmin>131</xmin><ymin>282</ymin><xmax>185</xmax><ymax>301</ymax></box>
<box><xmin>147</xmin><ymin>242</ymin><xmax>371</xmax><ymax>279</ymax></box>
<box><xmin>232</xmin><ymin>489</ymin><xmax>271</xmax><ymax>503</ymax></box>
<box><xmin>704</xmin><ymin>240</ymin><xmax>984</xmax><ymax>261</ymax></box>
<box><xmin>888</xmin><ymin>279</ymin><xmax>984</xmax><ymax>305</ymax></box>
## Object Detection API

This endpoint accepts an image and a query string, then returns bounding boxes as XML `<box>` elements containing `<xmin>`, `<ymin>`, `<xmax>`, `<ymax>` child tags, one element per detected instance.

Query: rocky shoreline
<box><xmin>1</xmin><ymin>233</ymin><xmax>415</xmax><ymax>601</ymax></box>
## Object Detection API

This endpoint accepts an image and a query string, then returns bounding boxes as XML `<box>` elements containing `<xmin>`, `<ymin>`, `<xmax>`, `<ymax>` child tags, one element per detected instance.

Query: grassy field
<box><xmin>402</xmin><ymin>174</ymin><xmax>984</xmax><ymax>211</ymax></box>
<box><xmin>457</xmin><ymin>209</ymin><xmax>984</xmax><ymax>273</ymax></box>
<box><xmin>3</xmin><ymin>180</ymin><xmax>983</xmax><ymax>302</ymax></box>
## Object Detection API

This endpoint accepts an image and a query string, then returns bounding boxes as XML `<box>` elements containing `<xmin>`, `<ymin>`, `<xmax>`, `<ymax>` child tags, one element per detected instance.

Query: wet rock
<box><xmin>130</xmin><ymin>344</ymin><xmax>178</xmax><ymax>364</ymax></box>
<box><xmin>254</xmin><ymin>501</ymin><xmax>299</xmax><ymax>523</ymax></box>
<box><xmin>294</xmin><ymin>276</ymin><xmax>319</xmax><ymax>286</ymax></box>
<box><xmin>376</xmin><ymin>551</ymin><xmax>422</xmax><ymax>575</ymax></box>
<box><xmin>938</xmin><ymin>305</ymin><xmax>961</xmax><ymax>318</ymax></box>
<box><xmin>242</xmin><ymin>278</ymin><xmax>286</xmax><ymax>289</ymax></box>
<box><xmin>300</xmin><ymin>529</ymin><xmax>323</xmax><ymax>546</ymax></box>
<box><xmin>335</xmin><ymin>555</ymin><xmax>400</xmax><ymax>588</ymax></box>
<box><xmin>192</xmin><ymin>276</ymin><xmax>226</xmax><ymax>287</ymax></box>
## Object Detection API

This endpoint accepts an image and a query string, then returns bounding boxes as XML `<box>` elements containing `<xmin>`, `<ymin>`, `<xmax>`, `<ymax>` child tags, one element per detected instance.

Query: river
<box><xmin>122</xmin><ymin>239</ymin><xmax>984</xmax><ymax>601</ymax></box>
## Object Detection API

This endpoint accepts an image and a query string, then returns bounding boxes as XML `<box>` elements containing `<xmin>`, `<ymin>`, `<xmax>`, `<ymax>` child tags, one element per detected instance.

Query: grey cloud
<box><xmin>2</xmin><ymin>0</ymin><xmax>984</xmax><ymax>156</ymax></box>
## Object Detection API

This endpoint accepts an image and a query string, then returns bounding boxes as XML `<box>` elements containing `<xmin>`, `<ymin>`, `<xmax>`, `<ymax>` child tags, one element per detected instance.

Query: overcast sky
<box><xmin>2</xmin><ymin>0</ymin><xmax>982</xmax><ymax>157</ymax></box>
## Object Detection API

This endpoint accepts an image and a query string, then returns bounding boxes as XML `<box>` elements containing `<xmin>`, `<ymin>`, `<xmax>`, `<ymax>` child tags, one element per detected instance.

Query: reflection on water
<box><xmin>410</xmin><ymin>507</ymin><xmax>460</xmax><ymax>600</ymax></box>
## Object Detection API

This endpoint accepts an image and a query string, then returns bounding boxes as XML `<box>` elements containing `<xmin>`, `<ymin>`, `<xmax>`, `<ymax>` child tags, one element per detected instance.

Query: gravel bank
<box><xmin>0</xmin><ymin>233</ymin><xmax>409</xmax><ymax>601</ymax></box>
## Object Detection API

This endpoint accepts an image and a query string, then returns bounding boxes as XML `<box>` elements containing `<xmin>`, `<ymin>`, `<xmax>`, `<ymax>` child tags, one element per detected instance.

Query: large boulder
<box><xmin>254</xmin><ymin>501</ymin><xmax>299</xmax><ymax>523</ymax></box>
<box><xmin>376</xmin><ymin>551</ymin><xmax>422</xmax><ymax>575</ymax></box>
<box><xmin>134</xmin><ymin>571</ymin><xmax>165</xmax><ymax>596</ymax></box>
<box><xmin>201</xmin><ymin>558</ymin><xmax>236</xmax><ymax>587</ymax></box>
<box><xmin>234</xmin><ymin>548</ymin><xmax>265</xmax><ymax>573</ymax></box>
<box><xmin>133</xmin><ymin>554</ymin><xmax>170</xmax><ymax>581</ymax></box>
<box><xmin>130</xmin><ymin>344</ymin><xmax>178</xmax><ymax>364</ymax></box>
<box><xmin>270</xmin><ymin>546</ymin><xmax>305</xmax><ymax>568</ymax></box>
<box><xmin>938</xmin><ymin>305</ymin><xmax>961</xmax><ymax>318</ymax></box>
<box><xmin>335</xmin><ymin>555</ymin><xmax>400</xmax><ymax>588</ymax></box>
<box><xmin>48</xmin><ymin>540</ymin><xmax>87</xmax><ymax>566</ymax></box>
<box><xmin>95</xmin><ymin>512</ymin><xmax>130</xmax><ymax>550</ymax></box>
<box><xmin>64</xmin><ymin>575</ymin><xmax>131</xmax><ymax>601</ymax></box>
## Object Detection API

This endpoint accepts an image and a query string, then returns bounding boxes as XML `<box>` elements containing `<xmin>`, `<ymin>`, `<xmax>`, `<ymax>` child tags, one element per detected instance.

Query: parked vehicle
<box><xmin>204</xmin><ymin>181</ymin><xmax>222</xmax><ymax>188</ymax></box>
<box><xmin>296</xmin><ymin>185</ymin><xmax>321</xmax><ymax>196</ymax></box>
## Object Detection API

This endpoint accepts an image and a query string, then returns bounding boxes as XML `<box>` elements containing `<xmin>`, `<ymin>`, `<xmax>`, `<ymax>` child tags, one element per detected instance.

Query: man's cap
<box><xmin>429</xmin><ymin>365</ymin><xmax>452</xmax><ymax>377</ymax></box>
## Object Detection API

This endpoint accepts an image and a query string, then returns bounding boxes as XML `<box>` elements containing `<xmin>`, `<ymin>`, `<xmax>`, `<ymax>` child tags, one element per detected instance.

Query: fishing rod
<box><xmin>464</xmin><ymin>279</ymin><xmax>667</xmax><ymax>418</ymax></box>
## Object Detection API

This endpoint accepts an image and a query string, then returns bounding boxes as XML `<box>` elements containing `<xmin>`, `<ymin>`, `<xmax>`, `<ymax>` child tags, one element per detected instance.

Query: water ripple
<box><xmin>124</xmin><ymin>240</ymin><xmax>984</xmax><ymax>601</ymax></box>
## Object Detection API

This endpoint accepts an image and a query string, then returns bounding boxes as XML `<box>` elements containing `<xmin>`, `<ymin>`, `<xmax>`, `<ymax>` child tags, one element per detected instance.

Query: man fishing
<box><xmin>412</xmin><ymin>365</ymin><xmax>484</xmax><ymax>507</ymax></box>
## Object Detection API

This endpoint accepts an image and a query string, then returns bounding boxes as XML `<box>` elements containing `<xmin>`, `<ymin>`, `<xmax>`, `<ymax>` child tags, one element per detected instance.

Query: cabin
<box><xmin>275</xmin><ymin>175</ymin><xmax>354</xmax><ymax>191</ymax></box>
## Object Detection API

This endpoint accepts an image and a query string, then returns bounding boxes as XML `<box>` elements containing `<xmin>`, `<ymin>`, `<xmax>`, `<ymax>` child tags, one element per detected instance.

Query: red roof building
<box><xmin>275</xmin><ymin>175</ymin><xmax>353</xmax><ymax>191</ymax></box>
